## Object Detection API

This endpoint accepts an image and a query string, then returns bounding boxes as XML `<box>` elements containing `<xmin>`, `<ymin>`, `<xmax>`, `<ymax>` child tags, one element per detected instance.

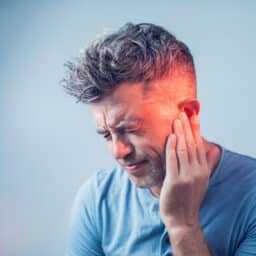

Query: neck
<box><xmin>203</xmin><ymin>139</ymin><xmax>222</xmax><ymax>176</ymax></box>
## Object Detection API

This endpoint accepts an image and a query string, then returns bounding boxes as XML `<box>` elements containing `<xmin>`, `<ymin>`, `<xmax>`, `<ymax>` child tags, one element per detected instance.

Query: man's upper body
<box><xmin>63</xmin><ymin>23</ymin><xmax>256</xmax><ymax>255</ymax></box>
<box><xmin>67</xmin><ymin>147</ymin><xmax>256</xmax><ymax>255</ymax></box>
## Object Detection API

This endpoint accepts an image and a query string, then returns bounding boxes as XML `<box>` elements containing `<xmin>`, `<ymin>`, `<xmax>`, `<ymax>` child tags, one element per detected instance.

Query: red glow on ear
<box><xmin>184</xmin><ymin>107</ymin><xmax>194</xmax><ymax>118</ymax></box>
<box><xmin>178</xmin><ymin>99</ymin><xmax>199</xmax><ymax>118</ymax></box>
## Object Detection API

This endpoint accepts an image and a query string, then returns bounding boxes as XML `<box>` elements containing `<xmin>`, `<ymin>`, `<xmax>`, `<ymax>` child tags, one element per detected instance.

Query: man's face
<box><xmin>91</xmin><ymin>80</ymin><xmax>181</xmax><ymax>190</ymax></box>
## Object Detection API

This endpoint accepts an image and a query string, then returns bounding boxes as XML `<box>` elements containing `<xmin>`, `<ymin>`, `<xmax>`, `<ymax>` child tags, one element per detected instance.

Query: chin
<box><xmin>127</xmin><ymin>161</ymin><xmax>165</xmax><ymax>189</ymax></box>
<box><xmin>129</xmin><ymin>174</ymin><xmax>161</xmax><ymax>189</ymax></box>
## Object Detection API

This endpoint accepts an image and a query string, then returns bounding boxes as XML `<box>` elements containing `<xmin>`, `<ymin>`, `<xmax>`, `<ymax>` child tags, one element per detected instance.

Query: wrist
<box><xmin>162</xmin><ymin>214</ymin><xmax>200</xmax><ymax>233</ymax></box>
<box><xmin>168</xmin><ymin>225</ymin><xmax>211</xmax><ymax>255</ymax></box>
<box><xmin>164</xmin><ymin>220</ymin><xmax>202</xmax><ymax>242</ymax></box>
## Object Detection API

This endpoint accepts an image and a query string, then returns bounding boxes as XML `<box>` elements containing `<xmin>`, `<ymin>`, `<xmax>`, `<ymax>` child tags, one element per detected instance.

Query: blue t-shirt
<box><xmin>67</xmin><ymin>147</ymin><xmax>256</xmax><ymax>255</ymax></box>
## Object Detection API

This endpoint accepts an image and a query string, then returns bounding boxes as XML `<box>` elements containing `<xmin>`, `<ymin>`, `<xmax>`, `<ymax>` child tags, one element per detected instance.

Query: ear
<box><xmin>178</xmin><ymin>98</ymin><xmax>200</xmax><ymax>118</ymax></box>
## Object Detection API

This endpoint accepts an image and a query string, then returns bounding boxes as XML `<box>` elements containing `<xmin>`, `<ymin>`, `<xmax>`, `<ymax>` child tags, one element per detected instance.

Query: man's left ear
<box><xmin>179</xmin><ymin>98</ymin><xmax>200</xmax><ymax>118</ymax></box>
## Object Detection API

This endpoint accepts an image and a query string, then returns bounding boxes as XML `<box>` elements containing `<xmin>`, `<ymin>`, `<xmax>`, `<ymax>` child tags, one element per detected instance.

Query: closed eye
<box><xmin>125</xmin><ymin>128</ymin><xmax>138</xmax><ymax>133</ymax></box>
<box><xmin>97</xmin><ymin>120</ymin><xmax>143</xmax><ymax>140</ymax></box>
<box><xmin>117</xmin><ymin>127</ymin><xmax>139</xmax><ymax>134</ymax></box>
<box><xmin>101</xmin><ymin>128</ymin><xmax>137</xmax><ymax>140</ymax></box>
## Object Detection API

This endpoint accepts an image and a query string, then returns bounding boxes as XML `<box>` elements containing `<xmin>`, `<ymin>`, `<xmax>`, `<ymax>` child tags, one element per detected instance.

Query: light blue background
<box><xmin>1</xmin><ymin>1</ymin><xmax>255</xmax><ymax>255</ymax></box>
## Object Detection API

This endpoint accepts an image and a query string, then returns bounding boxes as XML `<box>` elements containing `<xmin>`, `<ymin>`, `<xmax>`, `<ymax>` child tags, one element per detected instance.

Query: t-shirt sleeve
<box><xmin>235</xmin><ymin>234</ymin><xmax>256</xmax><ymax>256</ymax></box>
<box><xmin>235</xmin><ymin>192</ymin><xmax>256</xmax><ymax>256</ymax></box>
<box><xmin>66</xmin><ymin>177</ymin><xmax>104</xmax><ymax>256</ymax></box>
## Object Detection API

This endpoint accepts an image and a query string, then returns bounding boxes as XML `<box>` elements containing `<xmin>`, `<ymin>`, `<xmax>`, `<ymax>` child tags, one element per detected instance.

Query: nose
<box><xmin>111</xmin><ymin>137</ymin><xmax>133</xmax><ymax>160</ymax></box>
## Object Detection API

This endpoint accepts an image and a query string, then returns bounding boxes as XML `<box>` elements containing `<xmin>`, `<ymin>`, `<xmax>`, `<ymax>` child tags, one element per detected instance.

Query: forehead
<box><xmin>90</xmin><ymin>82</ymin><xmax>146</xmax><ymax>128</ymax></box>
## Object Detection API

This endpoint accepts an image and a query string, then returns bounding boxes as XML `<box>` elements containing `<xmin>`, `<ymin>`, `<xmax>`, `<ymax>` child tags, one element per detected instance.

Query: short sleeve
<box><xmin>66</xmin><ymin>177</ymin><xmax>104</xmax><ymax>256</ymax></box>
<box><xmin>235</xmin><ymin>224</ymin><xmax>256</xmax><ymax>255</ymax></box>
<box><xmin>235</xmin><ymin>193</ymin><xmax>256</xmax><ymax>256</ymax></box>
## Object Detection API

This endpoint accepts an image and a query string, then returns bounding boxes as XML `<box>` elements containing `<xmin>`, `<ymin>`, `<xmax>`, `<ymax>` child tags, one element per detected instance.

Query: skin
<box><xmin>90</xmin><ymin>75</ymin><xmax>221</xmax><ymax>255</ymax></box>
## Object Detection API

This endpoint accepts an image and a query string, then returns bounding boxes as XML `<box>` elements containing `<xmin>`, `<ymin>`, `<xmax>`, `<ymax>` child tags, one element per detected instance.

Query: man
<box><xmin>63</xmin><ymin>23</ymin><xmax>256</xmax><ymax>255</ymax></box>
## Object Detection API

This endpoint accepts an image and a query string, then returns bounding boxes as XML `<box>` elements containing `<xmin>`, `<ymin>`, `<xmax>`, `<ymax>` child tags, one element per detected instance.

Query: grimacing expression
<box><xmin>91</xmin><ymin>79</ymin><xmax>184</xmax><ymax>189</ymax></box>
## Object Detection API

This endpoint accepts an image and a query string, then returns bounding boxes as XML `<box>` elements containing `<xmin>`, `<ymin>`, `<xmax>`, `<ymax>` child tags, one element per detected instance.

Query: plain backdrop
<box><xmin>1</xmin><ymin>1</ymin><xmax>255</xmax><ymax>255</ymax></box>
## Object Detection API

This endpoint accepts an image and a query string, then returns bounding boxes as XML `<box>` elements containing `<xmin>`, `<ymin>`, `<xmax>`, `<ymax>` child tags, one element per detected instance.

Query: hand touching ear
<box><xmin>159</xmin><ymin>112</ymin><xmax>210</xmax><ymax>256</ymax></box>
<box><xmin>160</xmin><ymin>112</ymin><xmax>211</xmax><ymax>255</ymax></box>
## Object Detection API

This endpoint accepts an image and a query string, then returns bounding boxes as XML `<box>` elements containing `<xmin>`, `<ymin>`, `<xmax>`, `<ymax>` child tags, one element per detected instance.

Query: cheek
<box><xmin>149</xmin><ymin>124</ymin><xmax>171</xmax><ymax>146</ymax></box>
<box><xmin>130</xmin><ymin>133</ymin><xmax>166</xmax><ymax>158</ymax></box>
<box><xmin>145</xmin><ymin>126</ymin><xmax>172</xmax><ymax>159</ymax></box>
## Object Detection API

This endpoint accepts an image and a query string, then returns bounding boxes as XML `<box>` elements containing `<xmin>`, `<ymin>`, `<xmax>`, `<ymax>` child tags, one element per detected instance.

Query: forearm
<box><xmin>166</xmin><ymin>222</ymin><xmax>211</xmax><ymax>256</ymax></box>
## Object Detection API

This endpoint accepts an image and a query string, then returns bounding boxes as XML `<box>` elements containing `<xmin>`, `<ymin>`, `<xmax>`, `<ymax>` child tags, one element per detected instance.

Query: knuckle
<box><xmin>187</xmin><ymin>142</ymin><xmax>195</xmax><ymax>149</ymax></box>
<box><xmin>180</xmin><ymin>176</ymin><xmax>193</xmax><ymax>187</ymax></box>
<box><xmin>193</xmin><ymin>171</ymin><xmax>209</xmax><ymax>183</ymax></box>
<box><xmin>177</xmin><ymin>146</ymin><xmax>187</xmax><ymax>155</ymax></box>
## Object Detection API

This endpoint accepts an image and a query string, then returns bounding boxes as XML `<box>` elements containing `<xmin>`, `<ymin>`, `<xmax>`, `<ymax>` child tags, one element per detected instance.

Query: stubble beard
<box><xmin>131</xmin><ymin>153</ymin><xmax>166</xmax><ymax>190</ymax></box>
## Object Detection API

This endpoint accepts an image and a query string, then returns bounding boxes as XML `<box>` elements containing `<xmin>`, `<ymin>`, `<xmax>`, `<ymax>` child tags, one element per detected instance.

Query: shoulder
<box><xmin>210</xmin><ymin>146</ymin><xmax>256</xmax><ymax>195</ymax></box>
<box><xmin>224</xmin><ymin>148</ymin><xmax>256</xmax><ymax>182</ymax></box>
<box><xmin>67</xmin><ymin>166</ymin><xmax>130</xmax><ymax>255</ymax></box>
<box><xmin>224</xmin><ymin>148</ymin><xmax>256</xmax><ymax>167</ymax></box>
<box><xmin>217</xmin><ymin>147</ymin><xmax>256</xmax><ymax>179</ymax></box>
<box><xmin>74</xmin><ymin>165</ymin><xmax>130</xmax><ymax>206</ymax></box>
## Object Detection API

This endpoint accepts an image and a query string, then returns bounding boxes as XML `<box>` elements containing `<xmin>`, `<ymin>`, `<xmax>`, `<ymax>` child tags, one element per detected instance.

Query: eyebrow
<box><xmin>96</xmin><ymin>118</ymin><xmax>143</xmax><ymax>134</ymax></box>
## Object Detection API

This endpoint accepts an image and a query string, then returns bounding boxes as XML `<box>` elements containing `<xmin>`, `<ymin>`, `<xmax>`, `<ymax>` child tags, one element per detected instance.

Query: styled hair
<box><xmin>62</xmin><ymin>22</ymin><xmax>196</xmax><ymax>103</ymax></box>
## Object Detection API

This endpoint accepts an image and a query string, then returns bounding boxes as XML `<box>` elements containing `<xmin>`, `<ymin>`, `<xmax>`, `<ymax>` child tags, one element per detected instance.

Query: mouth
<box><xmin>124</xmin><ymin>160</ymin><xmax>147</xmax><ymax>174</ymax></box>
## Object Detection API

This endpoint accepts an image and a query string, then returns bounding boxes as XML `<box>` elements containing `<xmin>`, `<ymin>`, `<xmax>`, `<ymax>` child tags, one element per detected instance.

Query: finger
<box><xmin>180</xmin><ymin>112</ymin><xmax>197</xmax><ymax>164</ymax></box>
<box><xmin>190</xmin><ymin>115</ymin><xmax>207</xmax><ymax>165</ymax></box>
<box><xmin>165</xmin><ymin>133</ymin><xmax>178</xmax><ymax>179</ymax></box>
<box><xmin>174</xmin><ymin>118</ymin><xmax>189</xmax><ymax>171</ymax></box>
